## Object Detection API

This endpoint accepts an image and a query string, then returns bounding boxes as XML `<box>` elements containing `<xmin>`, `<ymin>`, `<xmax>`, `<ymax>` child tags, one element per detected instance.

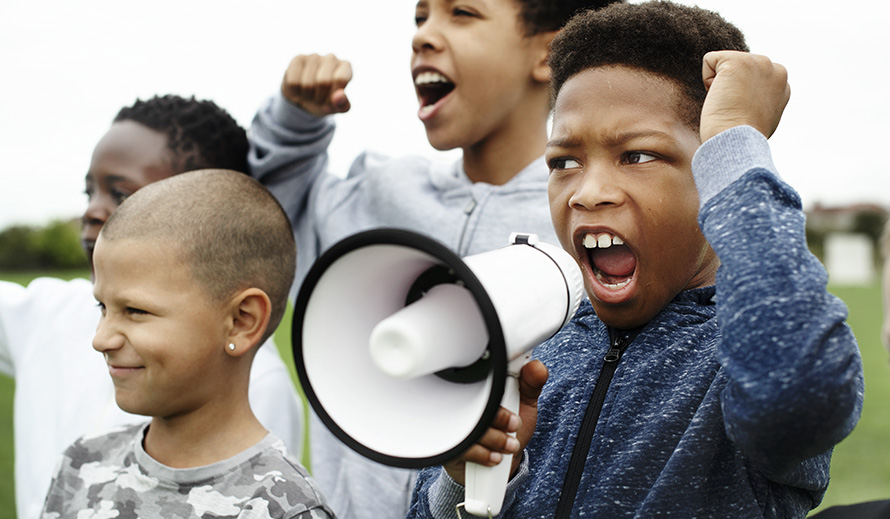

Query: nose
<box><xmin>568</xmin><ymin>164</ymin><xmax>625</xmax><ymax>211</ymax></box>
<box><xmin>92</xmin><ymin>313</ymin><xmax>125</xmax><ymax>354</ymax></box>
<box><xmin>81</xmin><ymin>193</ymin><xmax>112</xmax><ymax>239</ymax></box>
<box><xmin>412</xmin><ymin>14</ymin><xmax>443</xmax><ymax>54</ymax></box>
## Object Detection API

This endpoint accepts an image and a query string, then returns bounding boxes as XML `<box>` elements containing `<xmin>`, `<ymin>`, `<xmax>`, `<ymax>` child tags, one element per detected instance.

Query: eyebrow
<box><xmin>417</xmin><ymin>0</ymin><xmax>468</xmax><ymax>9</ymax></box>
<box><xmin>84</xmin><ymin>173</ymin><xmax>132</xmax><ymax>186</ymax></box>
<box><xmin>547</xmin><ymin>129</ymin><xmax>673</xmax><ymax>150</ymax></box>
<box><xmin>546</xmin><ymin>137</ymin><xmax>581</xmax><ymax>150</ymax></box>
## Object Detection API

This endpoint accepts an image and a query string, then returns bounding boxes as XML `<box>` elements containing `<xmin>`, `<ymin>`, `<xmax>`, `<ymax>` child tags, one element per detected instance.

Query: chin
<box><xmin>590</xmin><ymin>299</ymin><xmax>654</xmax><ymax>331</ymax></box>
<box><xmin>425</xmin><ymin>132</ymin><xmax>461</xmax><ymax>152</ymax></box>
<box><xmin>114</xmin><ymin>395</ymin><xmax>153</xmax><ymax>417</ymax></box>
<box><xmin>116</xmin><ymin>403</ymin><xmax>151</xmax><ymax>417</ymax></box>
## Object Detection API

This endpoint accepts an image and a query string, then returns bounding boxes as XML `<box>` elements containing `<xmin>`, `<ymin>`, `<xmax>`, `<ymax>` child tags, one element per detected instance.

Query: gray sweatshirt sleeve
<box><xmin>408</xmin><ymin>453</ymin><xmax>531</xmax><ymax>518</ymax></box>
<box><xmin>248</xmin><ymin>93</ymin><xmax>344</xmax><ymax>293</ymax></box>
<box><xmin>248</xmin><ymin>93</ymin><xmax>335</xmax><ymax>230</ymax></box>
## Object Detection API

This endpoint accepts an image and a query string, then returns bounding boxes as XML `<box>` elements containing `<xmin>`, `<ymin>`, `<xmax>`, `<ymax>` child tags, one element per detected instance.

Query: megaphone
<box><xmin>293</xmin><ymin>229</ymin><xmax>583</xmax><ymax>516</ymax></box>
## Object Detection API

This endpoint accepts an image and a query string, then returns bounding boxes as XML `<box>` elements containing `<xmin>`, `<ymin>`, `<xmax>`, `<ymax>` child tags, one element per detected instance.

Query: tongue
<box><xmin>592</xmin><ymin>245</ymin><xmax>636</xmax><ymax>278</ymax></box>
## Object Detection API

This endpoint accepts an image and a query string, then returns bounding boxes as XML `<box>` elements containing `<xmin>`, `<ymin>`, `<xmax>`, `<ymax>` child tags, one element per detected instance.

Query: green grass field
<box><xmin>808</xmin><ymin>283</ymin><xmax>890</xmax><ymax>515</ymax></box>
<box><xmin>1</xmin><ymin>273</ymin><xmax>888</xmax><ymax>517</ymax></box>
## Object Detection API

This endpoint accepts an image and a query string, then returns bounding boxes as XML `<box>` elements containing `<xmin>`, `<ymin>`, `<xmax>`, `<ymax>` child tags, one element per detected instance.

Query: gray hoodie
<box><xmin>248</xmin><ymin>93</ymin><xmax>560</xmax><ymax>519</ymax></box>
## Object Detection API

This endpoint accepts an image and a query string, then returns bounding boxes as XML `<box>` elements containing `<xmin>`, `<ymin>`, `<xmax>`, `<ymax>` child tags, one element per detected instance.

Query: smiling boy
<box><xmin>409</xmin><ymin>2</ymin><xmax>864</xmax><ymax>518</ymax></box>
<box><xmin>248</xmin><ymin>1</ymin><xmax>619</xmax><ymax>517</ymax></box>
<box><xmin>1</xmin><ymin>95</ymin><xmax>304</xmax><ymax>519</ymax></box>
<box><xmin>41</xmin><ymin>170</ymin><xmax>332</xmax><ymax>518</ymax></box>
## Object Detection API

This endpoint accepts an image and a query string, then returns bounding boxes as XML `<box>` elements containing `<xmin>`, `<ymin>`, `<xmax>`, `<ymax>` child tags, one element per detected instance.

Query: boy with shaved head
<box><xmin>41</xmin><ymin>170</ymin><xmax>332</xmax><ymax>518</ymax></box>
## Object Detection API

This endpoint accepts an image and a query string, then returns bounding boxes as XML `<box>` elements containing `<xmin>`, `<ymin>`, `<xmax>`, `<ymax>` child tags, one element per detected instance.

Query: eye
<box><xmin>84</xmin><ymin>183</ymin><xmax>96</xmax><ymax>201</ymax></box>
<box><xmin>625</xmin><ymin>151</ymin><xmax>658</xmax><ymax>165</ymax></box>
<box><xmin>453</xmin><ymin>7</ymin><xmax>475</xmax><ymax>17</ymax></box>
<box><xmin>414</xmin><ymin>5</ymin><xmax>428</xmax><ymax>26</ymax></box>
<box><xmin>110</xmin><ymin>188</ymin><xmax>132</xmax><ymax>206</ymax></box>
<box><xmin>125</xmin><ymin>306</ymin><xmax>148</xmax><ymax>316</ymax></box>
<box><xmin>548</xmin><ymin>157</ymin><xmax>582</xmax><ymax>172</ymax></box>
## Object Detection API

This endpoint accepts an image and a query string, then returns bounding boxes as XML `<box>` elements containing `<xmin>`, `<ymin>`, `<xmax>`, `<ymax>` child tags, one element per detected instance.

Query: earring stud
<box><xmin>227</xmin><ymin>343</ymin><xmax>236</xmax><ymax>351</ymax></box>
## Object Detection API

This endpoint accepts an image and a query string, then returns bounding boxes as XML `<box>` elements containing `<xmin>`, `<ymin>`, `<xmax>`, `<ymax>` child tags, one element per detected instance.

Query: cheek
<box><xmin>642</xmin><ymin>214</ymin><xmax>707</xmax><ymax>286</ymax></box>
<box><xmin>548</xmin><ymin>183</ymin><xmax>572</xmax><ymax>247</ymax></box>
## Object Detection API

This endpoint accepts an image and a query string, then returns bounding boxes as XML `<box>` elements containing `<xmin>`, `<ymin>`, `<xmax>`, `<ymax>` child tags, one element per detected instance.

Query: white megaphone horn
<box><xmin>292</xmin><ymin>229</ymin><xmax>583</xmax><ymax>516</ymax></box>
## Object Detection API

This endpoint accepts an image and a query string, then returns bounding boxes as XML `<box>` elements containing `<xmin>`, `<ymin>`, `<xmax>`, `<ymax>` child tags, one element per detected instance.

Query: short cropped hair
<box><xmin>101</xmin><ymin>170</ymin><xmax>296</xmax><ymax>341</ymax></box>
<box><xmin>515</xmin><ymin>0</ymin><xmax>623</xmax><ymax>35</ymax></box>
<box><xmin>114</xmin><ymin>95</ymin><xmax>249</xmax><ymax>175</ymax></box>
<box><xmin>549</xmin><ymin>1</ymin><xmax>749</xmax><ymax>128</ymax></box>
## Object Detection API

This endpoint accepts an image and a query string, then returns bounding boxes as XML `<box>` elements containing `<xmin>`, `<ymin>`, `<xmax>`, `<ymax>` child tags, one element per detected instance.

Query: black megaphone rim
<box><xmin>292</xmin><ymin>228</ymin><xmax>508</xmax><ymax>469</ymax></box>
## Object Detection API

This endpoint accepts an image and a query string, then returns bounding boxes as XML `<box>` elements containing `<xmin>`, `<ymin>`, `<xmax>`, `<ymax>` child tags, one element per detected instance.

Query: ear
<box><xmin>225</xmin><ymin>288</ymin><xmax>272</xmax><ymax>357</ymax></box>
<box><xmin>531</xmin><ymin>30</ymin><xmax>558</xmax><ymax>84</ymax></box>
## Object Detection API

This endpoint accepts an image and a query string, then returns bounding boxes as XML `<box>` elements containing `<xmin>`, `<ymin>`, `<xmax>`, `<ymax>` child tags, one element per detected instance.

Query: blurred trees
<box><xmin>806</xmin><ymin>204</ymin><xmax>888</xmax><ymax>265</ymax></box>
<box><xmin>0</xmin><ymin>219</ymin><xmax>87</xmax><ymax>270</ymax></box>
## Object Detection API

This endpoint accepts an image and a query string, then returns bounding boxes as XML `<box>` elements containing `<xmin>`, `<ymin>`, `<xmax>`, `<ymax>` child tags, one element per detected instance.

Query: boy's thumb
<box><xmin>331</xmin><ymin>89</ymin><xmax>351</xmax><ymax>113</ymax></box>
<box><xmin>518</xmin><ymin>359</ymin><xmax>548</xmax><ymax>405</ymax></box>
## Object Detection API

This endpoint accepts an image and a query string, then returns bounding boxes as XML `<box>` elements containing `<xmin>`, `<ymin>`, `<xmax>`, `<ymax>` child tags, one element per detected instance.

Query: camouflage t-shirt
<box><xmin>41</xmin><ymin>422</ymin><xmax>334</xmax><ymax>518</ymax></box>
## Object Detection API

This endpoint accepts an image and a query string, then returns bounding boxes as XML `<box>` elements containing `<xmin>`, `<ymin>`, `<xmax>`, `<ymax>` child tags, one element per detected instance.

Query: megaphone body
<box><xmin>293</xmin><ymin>229</ymin><xmax>583</xmax><ymax>516</ymax></box>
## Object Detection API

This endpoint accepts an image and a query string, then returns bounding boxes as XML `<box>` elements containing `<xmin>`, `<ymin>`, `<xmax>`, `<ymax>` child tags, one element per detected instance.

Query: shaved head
<box><xmin>101</xmin><ymin>169</ymin><xmax>296</xmax><ymax>335</ymax></box>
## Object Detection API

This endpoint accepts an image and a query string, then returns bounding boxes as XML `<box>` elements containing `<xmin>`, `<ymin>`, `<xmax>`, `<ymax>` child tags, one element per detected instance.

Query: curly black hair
<box><xmin>549</xmin><ymin>1</ymin><xmax>749</xmax><ymax>128</ymax></box>
<box><xmin>514</xmin><ymin>0</ymin><xmax>624</xmax><ymax>35</ymax></box>
<box><xmin>113</xmin><ymin>94</ymin><xmax>249</xmax><ymax>175</ymax></box>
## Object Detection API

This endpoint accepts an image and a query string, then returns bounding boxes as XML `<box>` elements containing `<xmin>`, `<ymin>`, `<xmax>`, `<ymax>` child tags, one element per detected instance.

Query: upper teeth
<box><xmin>415</xmin><ymin>71</ymin><xmax>450</xmax><ymax>86</ymax></box>
<box><xmin>583</xmin><ymin>233</ymin><xmax>624</xmax><ymax>249</ymax></box>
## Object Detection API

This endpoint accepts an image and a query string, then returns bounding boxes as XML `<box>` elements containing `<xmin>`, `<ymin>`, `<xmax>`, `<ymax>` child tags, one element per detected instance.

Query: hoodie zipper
<box><xmin>457</xmin><ymin>198</ymin><xmax>477</xmax><ymax>254</ymax></box>
<box><xmin>554</xmin><ymin>329</ymin><xmax>633</xmax><ymax>518</ymax></box>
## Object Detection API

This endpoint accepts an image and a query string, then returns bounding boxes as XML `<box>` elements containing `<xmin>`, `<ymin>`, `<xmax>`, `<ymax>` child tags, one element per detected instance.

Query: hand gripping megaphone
<box><xmin>292</xmin><ymin>229</ymin><xmax>583</xmax><ymax>516</ymax></box>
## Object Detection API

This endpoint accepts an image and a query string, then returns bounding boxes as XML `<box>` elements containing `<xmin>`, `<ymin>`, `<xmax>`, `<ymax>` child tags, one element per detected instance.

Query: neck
<box><xmin>143</xmin><ymin>393</ymin><xmax>267</xmax><ymax>468</ymax></box>
<box><xmin>462</xmin><ymin>91</ymin><xmax>551</xmax><ymax>185</ymax></box>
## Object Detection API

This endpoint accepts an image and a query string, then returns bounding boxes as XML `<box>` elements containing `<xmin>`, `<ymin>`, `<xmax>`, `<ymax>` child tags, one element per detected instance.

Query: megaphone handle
<box><xmin>462</xmin><ymin>372</ymin><xmax>520</xmax><ymax>517</ymax></box>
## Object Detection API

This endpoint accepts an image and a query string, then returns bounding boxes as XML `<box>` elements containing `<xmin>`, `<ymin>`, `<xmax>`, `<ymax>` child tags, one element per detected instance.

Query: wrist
<box><xmin>274</xmin><ymin>92</ymin><xmax>326</xmax><ymax>121</ymax></box>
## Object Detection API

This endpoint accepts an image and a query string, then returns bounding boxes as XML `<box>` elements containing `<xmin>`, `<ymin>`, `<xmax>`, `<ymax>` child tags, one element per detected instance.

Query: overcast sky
<box><xmin>1</xmin><ymin>0</ymin><xmax>888</xmax><ymax>229</ymax></box>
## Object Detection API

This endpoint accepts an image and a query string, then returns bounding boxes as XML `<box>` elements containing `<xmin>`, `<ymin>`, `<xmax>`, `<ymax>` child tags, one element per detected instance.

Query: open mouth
<box><xmin>415</xmin><ymin>71</ymin><xmax>455</xmax><ymax>117</ymax></box>
<box><xmin>583</xmin><ymin>232</ymin><xmax>636</xmax><ymax>290</ymax></box>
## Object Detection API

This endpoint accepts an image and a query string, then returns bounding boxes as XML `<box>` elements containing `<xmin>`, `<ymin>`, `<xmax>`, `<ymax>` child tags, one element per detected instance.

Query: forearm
<box><xmin>694</xmin><ymin>127</ymin><xmax>863</xmax><ymax>475</ymax></box>
<box><xmin>248</xmin><ymin>93</ymin><xmax>335</xmax><ymax>223</ymax></box>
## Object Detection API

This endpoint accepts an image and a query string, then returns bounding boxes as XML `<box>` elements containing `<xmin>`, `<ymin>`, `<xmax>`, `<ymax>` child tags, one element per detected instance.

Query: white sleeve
<box><xmin>0</xmin><ymin>278</ymin><xmax>84</xmax><ymax>377</ymax></box>
<box><xmin>0</xmin><ymin>280</ymin><xmax>27</xmax><ymax>376</ymax></box>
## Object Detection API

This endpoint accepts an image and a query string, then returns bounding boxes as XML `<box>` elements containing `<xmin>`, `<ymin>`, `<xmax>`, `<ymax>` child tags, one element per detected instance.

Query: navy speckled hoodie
<box><xmin>409</xmin><ymin>126</ymin><xmax>865</xmax><ymax>519</ymax></box>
